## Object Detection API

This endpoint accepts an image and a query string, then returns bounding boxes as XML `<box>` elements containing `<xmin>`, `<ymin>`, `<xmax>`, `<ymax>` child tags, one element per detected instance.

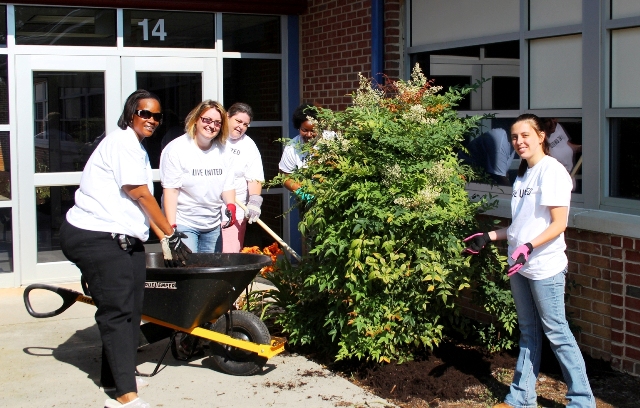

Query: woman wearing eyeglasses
<box><xmin>59</xmin><ymin>90</ymin><xmax>190</xmax><ymax>408</ymax></box>
<box><xmin>221</xmin><ymin>102</ymin><xmax>265</xmax><ymax>253</ymax></box>
<box><xmin>160</xmin><ymin>100</ymin><xmax>237</xmax><ymax>253</ymax></box>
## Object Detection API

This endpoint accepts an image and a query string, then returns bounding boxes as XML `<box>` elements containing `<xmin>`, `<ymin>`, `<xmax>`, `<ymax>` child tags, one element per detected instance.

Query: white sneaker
<box><xmin>101</xmin><ymin>377</ymin><xmax>149</xmax><ymax>393</ymax></box>
<box><xmin>104</xmin><ymin>397</ymin><xmax>151</xmax><ymax>408</ymax></box>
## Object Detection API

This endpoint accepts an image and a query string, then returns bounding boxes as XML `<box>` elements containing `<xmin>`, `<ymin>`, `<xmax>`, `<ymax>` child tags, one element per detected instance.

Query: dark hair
<box><xmin>227</xmin><ymin>102</ymin><xmax>253</xmax><ymax>121</ymax></box>
<box><xmin>292</xmin><ymin>103</ymin><xmax>318</xmax><ymax>129</ymax></box>
<box><xmin>117</xmin><ymin>89</ymin><xmax>161</xmax><ymax>130</ymax></box>
<box><xmin>184</xmin><ymin>100</ymin><xmax>229</xmax><ymax>145</ymax></box>
<box><xmin>512</xmin><ymin>113</ymin><xmax>550</xmax><ymax>177</ymax></box>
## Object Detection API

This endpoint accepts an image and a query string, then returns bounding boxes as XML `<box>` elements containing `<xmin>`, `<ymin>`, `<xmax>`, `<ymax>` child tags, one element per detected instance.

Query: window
<box><xmin>123</xmin><ymin>10</ymin><xmax>215</xmax><ymax>48</ymax></box>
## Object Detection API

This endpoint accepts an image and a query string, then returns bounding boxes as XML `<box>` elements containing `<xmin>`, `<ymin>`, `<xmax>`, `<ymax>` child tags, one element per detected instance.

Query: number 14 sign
<box><xmin>137</xmin><ymin>19</ymin><xmax>167</xmax><ymax>41</ymax></box>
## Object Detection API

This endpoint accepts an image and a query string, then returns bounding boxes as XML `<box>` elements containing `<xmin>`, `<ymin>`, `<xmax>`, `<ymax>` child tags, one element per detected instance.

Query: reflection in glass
<box><xmin>0</xmin><ymin>6</ymin><xmax>7</xmax><ymax>46</ymax></box>
<box><xmin>136</xmin><ymin>72</ymin><xmax>202</xmax><ymax>169</ymax></box>
<box><xmin>460</xmin><ymin>127</ymin><xmax>515</xmax><ymax>186</ymax></box>
<box><xmin>36</xmin><ymin>185</ymin><xmax>78</xmax><ymax>263</ymax></box>
<box><xmin>243</xmin><ymin>194</ymin><xmax>283</xmax><ymax>249</ymax></box>
<box><xmin>544</xmin><ymin>118</ymin><xmax>582</xmax><ymax>193</ymax></box>
<box><xmin>224</xmin><ymin>59</ymin><xmax>281</xmax><ymax>121</ymax></box>
<box><xmin>0</xmin><ymin>55</ymin><xmax>8</xmax><ymax>124</ymax></box>
<box><xmin>0</xmin><ymin>132</ymin><xmax>10</xmax><ymax>200</ymax></box>
<box><xmin>15</xmin><ymin>6</ymin><xmax>116</xmax><ymax>46</ymax></box>
<box><xmin>124</xmin><ymin>10</ymin><xmax>214</xmax><ymax>48</ymax></box>
<box><xmin>0</xmin><ymin>207</ymin><xmax>11</xmax><ymax>272</ymax></box>
<box><xmin>610</xmin><ymin>118</ymin><xmax>640</xmax><ymax>200</ymax></box>
<box><xmin>33</xmin><ymin>72</ymin><xmax>105</xmax><ymax>173</ymax></box>
<box><xmin>244</xmin><ymin>127</ymin><xmax>282</xmax><ymax>182</ymax></box>
<box><xmin>223</xmin><ymin>14</ymin><xmax>280</xmax><ymax>53</ymax></box>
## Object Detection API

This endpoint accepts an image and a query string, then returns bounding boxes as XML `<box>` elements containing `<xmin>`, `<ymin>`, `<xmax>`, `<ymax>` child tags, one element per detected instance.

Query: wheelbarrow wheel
<box><xmin>208</xmin><ymin>310</ymin><xmax>270</xmax><ymax>376</ymax></box>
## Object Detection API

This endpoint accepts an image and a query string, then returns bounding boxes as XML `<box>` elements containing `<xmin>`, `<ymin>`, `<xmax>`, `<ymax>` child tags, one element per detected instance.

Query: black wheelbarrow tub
<box><xmin>143</xmin><ymin>252</ymin><xmax>271</xmax><ymax>330</ymax></box>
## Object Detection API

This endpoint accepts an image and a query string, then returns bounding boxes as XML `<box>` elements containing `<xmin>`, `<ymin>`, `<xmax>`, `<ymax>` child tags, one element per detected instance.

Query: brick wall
<box><xmin>300</xmin><ymin>0</ymin><xmax>402</xmax><ymax>111</ymax></box>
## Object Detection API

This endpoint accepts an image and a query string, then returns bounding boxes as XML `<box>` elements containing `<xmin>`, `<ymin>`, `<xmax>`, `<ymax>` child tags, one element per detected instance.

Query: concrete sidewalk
<box><xmin>0</xmin><ymin>282</ymin><xmax>393</xmax><ymax>408</ymax></box>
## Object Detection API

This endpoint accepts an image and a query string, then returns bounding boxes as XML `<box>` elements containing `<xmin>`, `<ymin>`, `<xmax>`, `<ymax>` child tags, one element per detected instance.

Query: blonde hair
<box><xmin>184</xmin><ymin>100</ymin><xmax>229</xmax><ymax>145</ymax></box>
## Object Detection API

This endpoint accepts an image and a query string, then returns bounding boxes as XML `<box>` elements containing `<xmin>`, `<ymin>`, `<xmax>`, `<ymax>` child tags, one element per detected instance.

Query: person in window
<box><xmin>459</xmin><ymin>128</ymin><xmax>516</xmax><ymax>186</ymax></box>
<box><xmin>543</xmin><ymin>118</ymin><xmax>582</xmax><ymax>174</ymax></box>
<box><xmin>221</xmin><ymin>102</ymin><xmax>265</xmax><ymax>253</ymax></box>
<box><xmin>160</xmin><ymin>100</ymin><xmax>236</xmax><ymax>253</ymax></box>
<box><xmin>59</xmin><ymin>89</ymin><xmax>190</xmax><ymax>408</ymax></box>
<box><xmin>462</xmin><ymin>114</ymin><xmax>594</xmax><ymax>408</ymax></box>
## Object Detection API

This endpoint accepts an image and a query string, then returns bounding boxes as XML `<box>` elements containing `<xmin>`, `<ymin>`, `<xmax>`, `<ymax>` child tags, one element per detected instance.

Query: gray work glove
<box><xmin>246</xmin><ymin>195</ymin><xmax>263</xmax><ymax>224</ymax></box>
<box><xmin>161</xmin><ymin>229</ymin><xmax>191</xmax><ymax>267</ymax></box>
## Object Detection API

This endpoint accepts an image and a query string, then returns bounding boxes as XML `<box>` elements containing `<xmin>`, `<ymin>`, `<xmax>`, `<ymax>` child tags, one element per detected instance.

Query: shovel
<box><xmin>235</xmin><ymin>198</ymin><xmax>302</xmax><ymax>262</ymax></box>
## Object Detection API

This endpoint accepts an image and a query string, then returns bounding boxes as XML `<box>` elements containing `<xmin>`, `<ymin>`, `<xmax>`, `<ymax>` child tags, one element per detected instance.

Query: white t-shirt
<box><xmin>278</xmin><ymin>135</ymin><xmax>307</xmax><ymax>173</ymax></box>
<box><xmin>160</xmin><ymin>134</ymin><xmax>234</xmax><ymax>230</ymax></box>
<box><xmin>66</xmin><ymin>127</ymin><xmax>154</xmax><ymax>241</ymax></box>
<box><xmin>507</xmin><ymin>155</ymin><xmax>572</xmax><ymax>280</ymax></box>
<box><xmin>548</xmin><ymin>123</ymin><xmax>574</xmax><ymax>173</ymax></box>
<box><xmin>223</xmin><ymin>134</ymin><xmax>264</xmax><ymax>220</ymax></box>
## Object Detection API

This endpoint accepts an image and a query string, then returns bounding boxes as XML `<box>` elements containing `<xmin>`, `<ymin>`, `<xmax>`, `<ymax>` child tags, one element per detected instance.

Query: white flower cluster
<box><xmin>400</xmin><ymin>104</ymin><xmax>438</xmax><ymax>125</ymax></box>
<box><xmin>381</xmin><ymin>163</ymin><xmax>402</xmax><ymax>187</ymax></box>
<box><xmin>394</xmin><ymin>185</ymin><xmax>440</xmax><ymax>209</ymax></box>
<box><xmin>313</xmin><ymin>131</ymin><xmax>351</xmax><ymax>164</ymax></box>
<box><xmin>352</xmin><ymin>73</ymin><xmax>384</xmax><ymax>108</ymax></box>
<box><xmin>425</xmin><ymin>161</ymin><xmax>455</xmax><ymax>185</ymax></box>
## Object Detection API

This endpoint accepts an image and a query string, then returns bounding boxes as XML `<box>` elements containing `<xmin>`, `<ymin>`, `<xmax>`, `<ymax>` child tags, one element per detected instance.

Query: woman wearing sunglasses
<box><xmin>221</xmin><ymin>102</ymin><xmax>265</xmax><ymax>252</ymax></box>
<box><xmin>160</xmin><ymin>100</ymin><xmax>237</xmax><ymax>253</ymax></box>
<box><xmin>59</xmin><ymin>89</ymin><xmax>191</xmax><ymax>408</ymax></box>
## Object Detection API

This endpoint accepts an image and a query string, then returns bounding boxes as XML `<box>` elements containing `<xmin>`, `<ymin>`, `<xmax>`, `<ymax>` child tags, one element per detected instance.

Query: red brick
<box><xmin>626</xmin><ymin>308</ymin><xmax>640</xmax><ymax>322</ymax></box>
<box><xmin>612</xmin><ymin>248</ymin><xmax>623</xmax><ymax>259</ymax></box>
<box><xmin>568</xmin><ymin>251</ymin><xmax>590</xmax><ymax>264</ymax></box>
<box><xmin>592</xmin><ymin>279</ymin><xmax>610</xmax><ymax>292</ymax></box>
<box><xmin>625</xmin><ymin>344</ymin><xmax>640</xmax><ymax>361</ymax></box>
<box><xmin>579</xmin><ymin>241</ymin><xmax>601</xmax><ymax>255</ymax></box>
<box><xmin>627</xmin><ymin>321</ymin><xmax>640</xmax><ymax>337</ymax></box>
<box><xmin>566</xmin><ymin>238</ymin><xmax>578</xmax><ymax>251</ymax></box>
<box><xmin>570</xmin><ymin>296</ymin><xmax>592</xmax><ymax>311</ymax></box>
<box><xmin>579</xmin><ymin>265</ymin><xmax>601</xmax><ymax>278</ymax></box>
<box><xmin>591</xmin><ymin>231</ymin><xmax>611</xmax><ymax>245</ymax></box>
<box><xmin>626</xmin><ymin>275</ymin><xmax>640</xmax><ymax>287</ymax></box>
<box><xmin>593</xmin><ymin>301</ymin><xmax>610</xmax><ymax>315</ymax></box>
<box><xmin>580</xmin><ymin>333</ymin><xmax>603</xmax><ymax>349</ymax></box>
<box><xmin>611</xmin><ymin>260</ymin><xmax>623</xmax><ymax>272</ymax></box>
<box><xmin>602</xmin><ymin>246</ymin><xmax>612</xmax><ymax>257</ymax></box>
<box><xmin>611</xmin><ymin>306</ymin><xmax>624</xmax><ymax>319</ymax></box>
<box><xmin>612</xmin><ymin>294</ymin><xmax>624</xmax><ymax>307</ymax></box>
<box><xmin>626</xmin><ymin>251</ymin><xmax>640</xmax><ymax>263</ymax></box>
<box><xmin>611</xmin><ymin>271</ymin><xmax>623</xmax><ymax>283</ymax></box>
<box><xmin>581</xmin><ymin>287</ymin><xmax>604</xmax><ymax>302</ymax></box>
<box><xmin>626</xmin><ymin>297</ymin><xmax>640</xmax><ymax>311</ymax></box>
<box><xmin>612</xmin><ymin>283</ymin><xmax>623</xmax><ymax>294</ymax></box>
<box><xmin>571</xmin><ymin>274</ymin><xmax>591</xmax><ymax>288</ymax></box>
<box><xmin>612</xmin><ymin>330</ymin><xmax>625</xmax><ymax>343</ymax></box>
<box><xmin>624</xmin><ymin>237</ymin><xmax>635</xmax><ymax>249</ymax></box>
<box><xmin>591</xmin><ymin>256</ymin><xmax>610</xmax><ymax>268</ymax></box>
<box><xmin>626</xmin><ymin>262</ymin><xmax>640</xmax><ymax>275</ymax></box>
<box><xmin>581</xmin><ymin>310</ymin><xmax>604</xmax><ymax>325</ymax></box>
<box><xmin>612</xmin><ymin>236</ymin><xmax>622</xmax><ymax>248</ymax></box>
<box><xmin>611</xmin><ymin>344</ymin><xmax>624</xmax><ymax>357</ymax></box>
<box><xmin>593</xmin><ymin>324</ymin><xmax>611</xmax><ymax>340</ymax></box>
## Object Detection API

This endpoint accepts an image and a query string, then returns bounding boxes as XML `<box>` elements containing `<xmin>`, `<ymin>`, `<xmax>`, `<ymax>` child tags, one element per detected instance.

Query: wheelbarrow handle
<box><xmin>235</xmin><ymin>198</ymin><xmax>302</xmax><ymax>262</ymax></box>
<box><xmin>23</xmin><ymin>283</ymin><xmax>94</xmax><ymax>318</ymax></box>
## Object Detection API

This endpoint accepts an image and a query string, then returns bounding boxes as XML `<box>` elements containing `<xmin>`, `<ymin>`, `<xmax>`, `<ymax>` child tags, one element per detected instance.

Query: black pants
<box><xmin>60</xmin><ymin>220</ymin><xmax>145</xmax><ymax>397</ymax></box>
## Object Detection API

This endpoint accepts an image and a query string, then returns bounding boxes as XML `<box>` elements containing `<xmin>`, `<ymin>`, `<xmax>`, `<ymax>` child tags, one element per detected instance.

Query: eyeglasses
<box><xmin>200</xmin><ymin>117</ymin><xmax>222</xmax><ymax>127</ymax></box>
<box><xmin>232</xmin><ymin>117</ymin><xmax>250</xmax><ymax>129</ymax></box>
<box><xmin>135</xmin><ymin>110</ymin><xmax>163</xmax><ymax>123</ymax></box>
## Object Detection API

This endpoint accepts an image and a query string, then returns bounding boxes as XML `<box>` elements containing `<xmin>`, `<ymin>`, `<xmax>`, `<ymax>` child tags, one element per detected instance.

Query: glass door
<box><xmin>15</xmin><ymin>54</ymin><xmax>121</xmax><ymax>284</ymax></box>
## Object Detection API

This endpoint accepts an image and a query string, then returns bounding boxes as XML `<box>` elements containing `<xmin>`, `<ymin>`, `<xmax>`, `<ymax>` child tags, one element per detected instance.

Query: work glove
<box><xmin>294</xmin><ymin>187</ymin><xmax>314</xmax><ymax>203</ymax></box>
<box><xmin>246</xmin><ymin>195</ymin><xmax>263</xmax><ymax>224</ymax></box>
<box><xmin>462</xmin><ymin>232</ymin><xmax>491</xmax><ymax>255</ymax></box>
<box><xmin>508</xmin><ymin>242</ymin><xmax>534</xmax><ymax>276</ymax></box>
<box><xmin>161</xmin><ymin>229</ymin><xmax>191</xmax><ymax>267</ymax></box>
<box><xmin>222</xmin><ymin>203</ymin><xmax>237</xmax><ymax>229</ymax></box>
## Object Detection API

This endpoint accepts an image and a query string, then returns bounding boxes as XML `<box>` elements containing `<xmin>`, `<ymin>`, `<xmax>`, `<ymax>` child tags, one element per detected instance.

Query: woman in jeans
<box><xmin>160</xmin><ymin>100</ymin><xmax>237</xmax><ymax>253</ymax></box>
<box><xmin>463</xmin><ymin>113</ymin><xmax>594</xmax><ymax>408</ymax></box>
<box><xmin>60</xmin><ymin>90</ymin><xmax>190</xmax><ymax>408</ymax></box>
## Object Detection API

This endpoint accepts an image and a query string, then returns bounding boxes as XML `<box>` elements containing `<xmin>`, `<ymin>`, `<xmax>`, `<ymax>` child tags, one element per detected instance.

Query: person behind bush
<box><xmin>160</xmin><ymin>100</ymin><xmax>237</xmax><ymax>253</ymax></box>
<box><xmin>459</xmin><ymin>128</ymin><xmax>515</xmax><ymax>186</ymax></box>
<box><xmin>462</xmin><ymin>113</ymin><xmax>594</xmax><ymax>408</ymax></box>
<box><xmin>221</xmin><ymin>102</ymin><xmax>264</xmax><ymax>253</ymax></box>
<box><xmin>59</xmin><ymin>89</ymin><xmax>191</xmax><ymax>408</ymax></box>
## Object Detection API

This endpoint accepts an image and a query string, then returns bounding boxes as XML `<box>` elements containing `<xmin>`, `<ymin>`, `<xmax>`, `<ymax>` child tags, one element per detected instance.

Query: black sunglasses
<box><xmin>135</xmin><ymin>109</ymin><xmax>163</xmax><ymax>123</ymax></box>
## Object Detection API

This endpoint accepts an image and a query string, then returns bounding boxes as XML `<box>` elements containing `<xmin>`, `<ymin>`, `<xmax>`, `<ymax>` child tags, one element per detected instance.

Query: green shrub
<box><xmin>269</xmin><ymin>65</ymin><xmax>516</xmax><ymax>362</ymax></box>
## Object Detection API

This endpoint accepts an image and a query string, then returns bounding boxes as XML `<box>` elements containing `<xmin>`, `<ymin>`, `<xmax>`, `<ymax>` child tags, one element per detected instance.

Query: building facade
<box><xmin>2</xmin><ymin>0</ymin><xmax>640</xmax><ymax>376</ymax></box>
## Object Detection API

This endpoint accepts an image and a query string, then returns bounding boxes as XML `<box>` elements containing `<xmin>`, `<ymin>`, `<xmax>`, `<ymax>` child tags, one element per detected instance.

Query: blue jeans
<box><xmin>177</xmin><ymin>224</ymin><xmax>222</xmax><ymax>253</ymax></box>
<box><xmin>505</xmin><ymin>268</ymin><xmax>595</xmax><ymax>408</ymax></box>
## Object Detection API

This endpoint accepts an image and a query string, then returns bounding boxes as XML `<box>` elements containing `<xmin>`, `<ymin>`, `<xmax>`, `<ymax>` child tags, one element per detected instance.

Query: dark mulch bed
<box><xmin>303</xmin><ymin>339</ymin><xmax>640</xmax><ymax>407</ymax></box>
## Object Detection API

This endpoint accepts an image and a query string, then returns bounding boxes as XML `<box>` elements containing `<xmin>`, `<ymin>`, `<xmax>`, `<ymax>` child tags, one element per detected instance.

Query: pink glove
<box><xmin>508</xmin><ymin>243</ymin><xmax>534</xmax><ymax>276</ymax></box>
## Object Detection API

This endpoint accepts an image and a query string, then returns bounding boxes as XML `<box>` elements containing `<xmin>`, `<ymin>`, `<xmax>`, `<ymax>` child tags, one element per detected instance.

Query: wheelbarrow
<box><xmin>23</xmin><ymin>252</ymin><xmax>286</xmax><ymax>377</ymax></box>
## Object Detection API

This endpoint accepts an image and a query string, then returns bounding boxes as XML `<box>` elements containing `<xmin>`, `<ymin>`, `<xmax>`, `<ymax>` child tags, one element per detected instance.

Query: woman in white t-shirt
<box><xmin>59</xmin><ymin>90</ymin><xmax>190</xmax><ymax>408</ymax></box>
<box><xmin>221</xmin><ymin>103</ymin><xmax>264</xmax><ymax>253</ymax></box>
<box><xmin>462</xmin><ymin>114</ymin><xmax>594</xmax><ymax>408</ymax></box>
<box><xmin>160</xmin><ymin>100</ymin><xmax>236</xmax><ymax>253</ymax></box>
